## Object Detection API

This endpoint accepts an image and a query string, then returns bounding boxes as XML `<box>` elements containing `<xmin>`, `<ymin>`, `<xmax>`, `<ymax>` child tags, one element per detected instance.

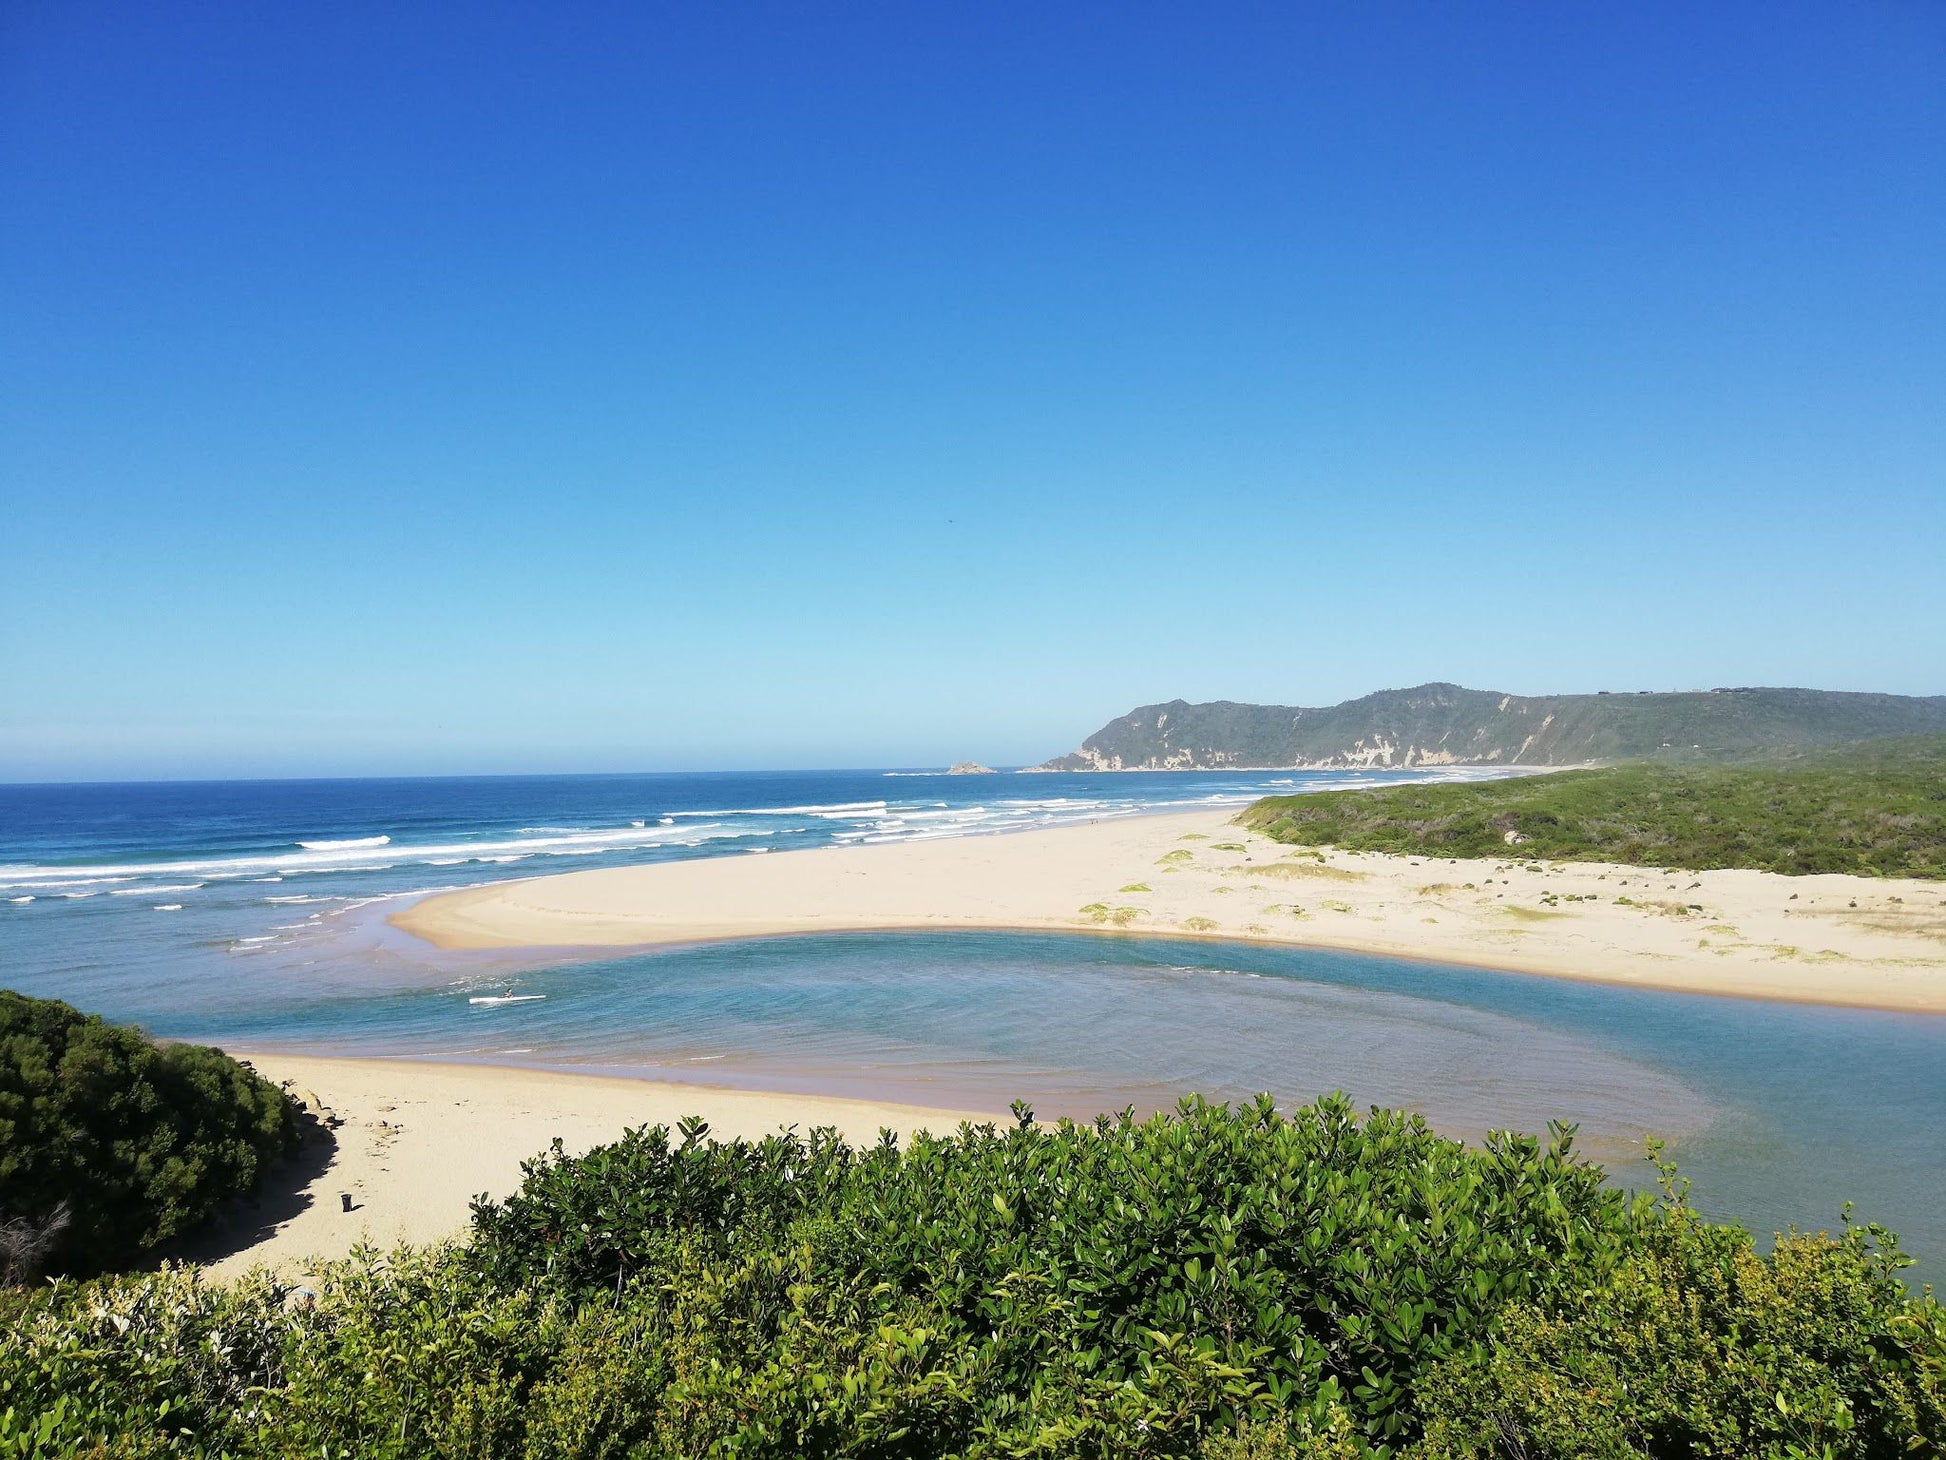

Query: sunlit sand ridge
<box><xmin>394</xmin><ymin>809</ymin><xmax>1946</xmax><ymax>1013</ymax></box>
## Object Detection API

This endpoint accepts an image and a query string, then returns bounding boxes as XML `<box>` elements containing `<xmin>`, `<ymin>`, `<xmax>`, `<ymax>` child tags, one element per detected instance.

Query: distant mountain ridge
<box><xmin>1036</xmin><ymin>683</ymin><xmax>1946</xmax><ymax>770</ymax></box>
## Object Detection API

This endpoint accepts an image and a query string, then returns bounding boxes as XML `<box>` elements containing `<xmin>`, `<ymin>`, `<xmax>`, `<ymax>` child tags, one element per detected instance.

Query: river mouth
<box><xmin>158</xmin><ymin>928</ymin><xmax>1946</xmax><ymax>1284</ymax></box>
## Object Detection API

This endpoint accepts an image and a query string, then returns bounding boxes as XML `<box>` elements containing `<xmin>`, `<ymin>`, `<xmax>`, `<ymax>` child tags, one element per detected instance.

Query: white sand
<box><xmin>393</xmin><ymin>810</ymin><xmax>1946</xmax><ymax>1013</ymax></box>
<box><xmin>191</xmin><ymin>1053</ymin><xmax>994</xmax><ymax>1280</ymax></box>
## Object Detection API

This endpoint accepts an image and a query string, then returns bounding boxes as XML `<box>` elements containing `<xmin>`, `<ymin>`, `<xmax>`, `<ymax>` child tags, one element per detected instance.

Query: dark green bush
<box><xmin>0</xmin><ymin>990</ymin><xmax>299</xmax><ymax>1277</ymax></box>
<box><xmin>1413</xmin><ymin>1203</ymin><xmax>1946</xmax><ymax>1458</ymax></box>
<box><xmin>1237</xmin><ymin>735</ymin><xmax>1946</xmax><ymax>878</ymax></box>
<box><xmin>469</xmin><ymin>1095</ymin><xmax>1633</xmax><ymax>1449</ymax></box>
<box><xmin>0</xmin><ymin>1098</ymin><xmax>1938</xmax><ymax>1458</ymax></box>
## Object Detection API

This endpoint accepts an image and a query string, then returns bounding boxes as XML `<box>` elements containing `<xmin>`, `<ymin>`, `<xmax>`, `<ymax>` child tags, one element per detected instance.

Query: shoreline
<box><xmin>183</xmin><ymin>1052</ymin><xmax>996</xmax><ymax>1280</ymax></box>
<box><xmin>391</xmin><ymin>810</ymin><xmax>1946</xmax><ymax>1014</ymax></box>
<box><xmin>1012</xmin><ymin>762</ymin><xmax>1586</xmax><ymax>774</ymax></box>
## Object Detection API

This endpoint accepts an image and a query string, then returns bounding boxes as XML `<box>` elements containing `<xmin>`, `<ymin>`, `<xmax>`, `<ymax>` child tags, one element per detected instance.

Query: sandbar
<box><xmin>391</xmin><ymin>810</ymin><xmax>1946</xmax><ymax>1013</ymax></box>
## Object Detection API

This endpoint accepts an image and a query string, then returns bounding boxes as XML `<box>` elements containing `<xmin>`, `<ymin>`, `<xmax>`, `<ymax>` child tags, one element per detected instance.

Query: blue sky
<box><xmin>3</xmin><ymin>3</ymin><xmax>1942</xmax><ymax>780</ymax></box>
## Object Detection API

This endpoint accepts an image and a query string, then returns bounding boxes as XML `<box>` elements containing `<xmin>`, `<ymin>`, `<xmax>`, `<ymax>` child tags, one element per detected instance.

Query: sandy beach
<box><xmin>393</xmin><ymin>810</ymin><xmax>1946</xmax><ymax>1013</ymax></box>
<box><xmin>185</xmin><ymin>1053</ymin><xmax>995</xmax><ymax>1280</ymax></box>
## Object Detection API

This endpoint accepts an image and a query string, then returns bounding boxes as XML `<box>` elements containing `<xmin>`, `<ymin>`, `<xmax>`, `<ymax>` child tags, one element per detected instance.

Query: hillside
<box><xmin>1235</xmin><ymin>734</ymin><xmax>1946</xmax><ymax>877</ymax></box>
<box><xmin>1037</xmin><ymin>682</ymin><xmax>1946</xmax><ymax>770</ymax></box>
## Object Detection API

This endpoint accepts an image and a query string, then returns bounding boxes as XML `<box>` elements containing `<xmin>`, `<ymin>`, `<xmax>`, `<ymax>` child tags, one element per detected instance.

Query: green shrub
<box><xmin>0</xmin><ymin>990</ymin><xmax>298</xmax><ymax>1277</ymax></box>
<box><xmin>1237</xmin><ymin>736</ymin><xmax>1946</xmax><ymax>878</ymax></box>
<box><xmin>0</xmin><ymin>1099</ymin><xmax>1938</xmax><ymax>1458</ymax></box>
<box><xmin>1413</xmin><ymin>1203</ymin><xmax>1946</xmax><ymax>1457</ymax></box>
<box><xmin>469</xmin><ymin>1095</ymin><xmax>1635</xmax><ymax>1449</ymax></box>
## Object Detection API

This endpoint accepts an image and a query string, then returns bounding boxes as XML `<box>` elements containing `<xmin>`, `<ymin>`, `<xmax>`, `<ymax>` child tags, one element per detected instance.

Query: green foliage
<box><xmin>1043</xmin><ymin>686</ymin><xmax>1946</xmax><ymax>772</ymax></box>
<box><xmin>1413</xmin><ymin>1207</ymin><xmax>1946</xmax><ymax>1458</ymax></box>
<box><xmin>0</xmin><ymin>990</ymin><xmax>299</xmax><ymax>1277</ymax></box>
<box><xmin>1</xmin><ymin>1100</ymin><xmax>1939</xmax><ymax>1458</ymax></box>
<box><xmin>1238</xmin><ymin>737</ymin><xmax>1946</xmax><ymax>878</ymax></box>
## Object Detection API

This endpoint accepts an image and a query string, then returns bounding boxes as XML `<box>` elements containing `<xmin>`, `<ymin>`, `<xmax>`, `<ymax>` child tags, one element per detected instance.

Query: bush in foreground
<box><xmin>0</xmin><ymin>990</ymin><xmax>299</xmax><ymax>1278</ymax></box>
<box><xmin>1</xmin><ymin>1096</ymin><xmax>1940</xmax><ymax>1457</ymax></box>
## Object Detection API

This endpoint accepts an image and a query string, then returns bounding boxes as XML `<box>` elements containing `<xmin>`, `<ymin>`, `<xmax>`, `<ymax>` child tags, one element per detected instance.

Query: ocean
<box><xmin>4</xmin><ymin>767</ymin><xmax>1943</xmax><ymax>1282</ymax></box>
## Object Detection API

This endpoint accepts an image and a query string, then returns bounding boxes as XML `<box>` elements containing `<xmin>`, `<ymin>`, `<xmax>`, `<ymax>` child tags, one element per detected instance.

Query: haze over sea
<box><xmin>5</xmin><ymin>766</ymin><xmax>1944</xmax><ymax>1281</ymax></box>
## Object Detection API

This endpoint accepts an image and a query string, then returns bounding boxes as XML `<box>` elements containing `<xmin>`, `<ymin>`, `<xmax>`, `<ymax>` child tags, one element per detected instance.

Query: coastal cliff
<box><xmin>1037</xmin><ymin>682</ymin><xmax>1946</xmax><ymax>770</ymax></box>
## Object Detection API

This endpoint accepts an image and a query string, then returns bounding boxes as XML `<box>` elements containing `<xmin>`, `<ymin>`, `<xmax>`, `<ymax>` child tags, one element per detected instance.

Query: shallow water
<box><xmin>4</xmin><ymin>772</ymin><xmax>1943</xmax><ymax>1285</ymax></box>
<box><xmin>86</xmin><ymin>928</ymin><xmax>1946</xmax><ymax>1285</ymax></box>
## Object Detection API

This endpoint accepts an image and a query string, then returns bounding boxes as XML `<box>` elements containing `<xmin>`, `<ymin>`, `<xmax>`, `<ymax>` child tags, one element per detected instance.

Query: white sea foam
<box><xmin>0</xmin><ymin>822</ymin><xmax>722</xmax><ymax>886</ymax></box>
<box><xmin>7</xmin><ymin>896</ymin><xmax>32</xmax><ymax>904</ymax></box>
<box><xmin>297</xmin><ymin>834</ymin><xmax>392</xmax><ymax>851</ymax></box>
<box><xmin>153</xmin><ymin>904</ymin><xmax>182</xmax><ymax>912</ymax></box>
<box><xmin>666</xmin><ymin>800</ymin><xmax>888</xmax><ymax>818</ymax></box>
<box><xmin>0</xmin><ymin>876</ymin><xmax>135</xmax><ymax>891</ymax></box>
<box><xmin>111</xmin><ymin>883</ymin><xmax>204</xmax><ymax>896</ymax></box>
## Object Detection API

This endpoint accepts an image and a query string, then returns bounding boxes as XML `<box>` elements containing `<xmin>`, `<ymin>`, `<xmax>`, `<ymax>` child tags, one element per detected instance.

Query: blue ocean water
<box><xmin>4</xmin><ymin>768</ymin><xmax>1943</xmax><ymax>1282</ymax></box>
<box><xmin>0</xmin><ymin>766</ymin><xmax>1501</xmax><ymax>1015</ymax></box>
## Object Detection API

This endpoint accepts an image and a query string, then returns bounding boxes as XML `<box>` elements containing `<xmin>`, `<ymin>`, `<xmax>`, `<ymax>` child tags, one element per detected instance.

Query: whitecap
<box><xmin>296</xmin><ymin>835</ymin><xmax>392</xmax><ymax>850</ymax></box>
<box><xmin>666</xmin><ymin>800</ymin><xmax>888</xmax><ymax>818</ymax></box>
<box><xmin>0</xmin><ymin>823</ymin><xmax>714</xmax><ymax>884</ymax></box>
<box><xmin>153</xmin><ymin>904</ymin><xmax>182</xmax><ymax>912</ymax></box>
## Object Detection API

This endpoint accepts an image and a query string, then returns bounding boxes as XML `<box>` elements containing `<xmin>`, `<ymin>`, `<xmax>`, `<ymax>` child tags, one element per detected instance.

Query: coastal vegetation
<box><xmin>1238</xmin><ymin>736</ymin><xmax>1946</xmax><ymax>878</ymax></box>
<box><xmin>0</xmin><ymin>991</ymin><xmax>298</xmax><ymax>1279</ymax></box>
<box><xmin>4</xmin><ymin>1096</ymin><xmax>1940</xmax><ymax>1457</ymax></box>
<box><xmin>1044</xmin><ymin>684</ymin><xmax>1946</xmax><ymax>772</ymax></box>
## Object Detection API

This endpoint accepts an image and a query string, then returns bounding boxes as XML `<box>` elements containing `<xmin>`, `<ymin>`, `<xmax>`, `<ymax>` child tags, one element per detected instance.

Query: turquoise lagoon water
<box><xmin>4</xmin><ymin>771</ymin><xmax>1942</xmax><ymax>1283</ymax></box>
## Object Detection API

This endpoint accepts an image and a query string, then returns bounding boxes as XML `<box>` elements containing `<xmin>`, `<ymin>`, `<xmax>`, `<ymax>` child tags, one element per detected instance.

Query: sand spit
<box><xmin>392</xmin><ymin>810</ymin><xmax>1946</xmax><ymax>1014</ymax></box>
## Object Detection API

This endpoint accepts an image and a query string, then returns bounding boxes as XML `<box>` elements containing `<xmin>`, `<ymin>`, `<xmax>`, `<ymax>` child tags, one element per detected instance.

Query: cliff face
<box><xmin>1037</xmin><ymin>683</ymin><xmax>1946</xmax><ymax>770</ymax></box>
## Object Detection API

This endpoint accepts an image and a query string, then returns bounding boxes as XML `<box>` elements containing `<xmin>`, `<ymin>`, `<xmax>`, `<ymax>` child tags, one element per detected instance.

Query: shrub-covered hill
<box><xmin>4</xmin><ymin>1098</ymin><xmax>1941</xmax><ymax>1458</ymax></box>
<box><xmin>0</xmin><ymin>990</ymin><xmax>298</xmax><ymax>1278</ymax></box>
<box><xmin>1237</xmin><ymin>735</ymin><xmax>1946</xmax><ymax>878</ymax></box>
<box><xmin>1040</xmin><ymin>684</ymin><xmax>1946</xmax><ymax>771</ymax></box>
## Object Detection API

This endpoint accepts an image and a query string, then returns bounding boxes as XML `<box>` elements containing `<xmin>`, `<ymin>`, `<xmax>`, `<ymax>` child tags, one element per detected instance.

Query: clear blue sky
<box><xmin>3</xmin><ymin>3</ymin><xmax>1942</xmax><ymax>780</ymax></box>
